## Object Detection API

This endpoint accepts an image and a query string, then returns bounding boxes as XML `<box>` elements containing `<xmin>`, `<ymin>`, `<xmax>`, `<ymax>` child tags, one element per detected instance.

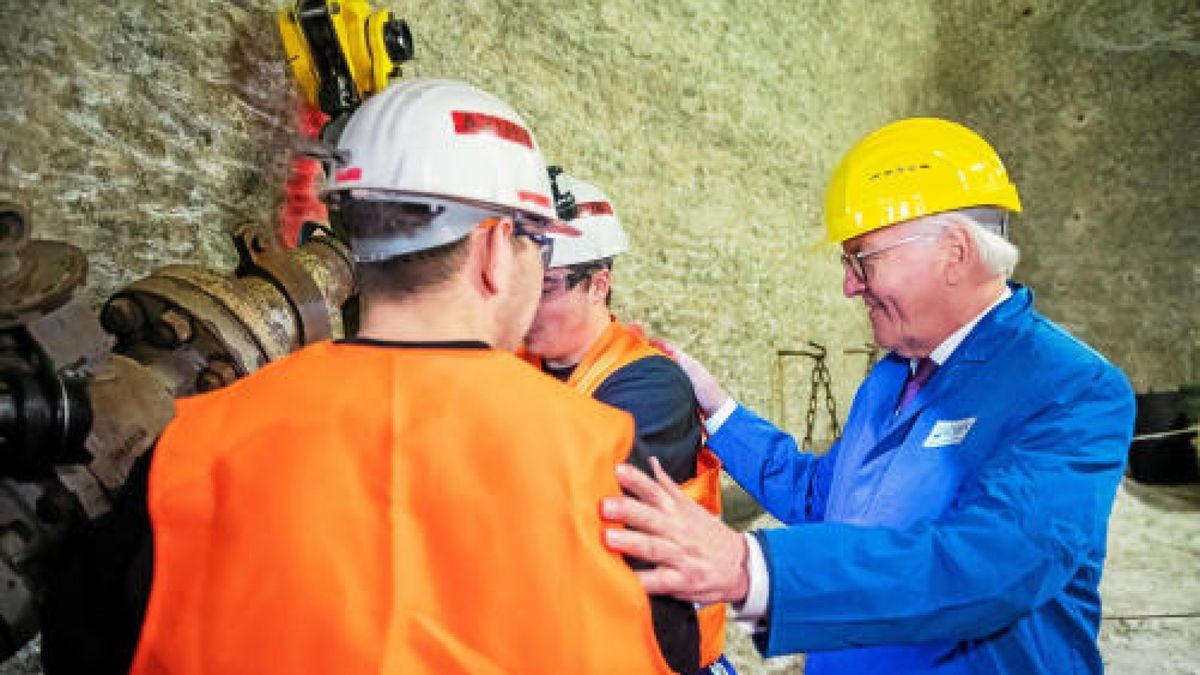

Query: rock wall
<box><xmin>916</xmin><ymin>0</ymin><xmax>1199</xmax><ymax>391</ymax></box>
<box><xmin>1</xmin><ymin>1</ymin><xmax>296</xmax><ymax>299</ymax></box>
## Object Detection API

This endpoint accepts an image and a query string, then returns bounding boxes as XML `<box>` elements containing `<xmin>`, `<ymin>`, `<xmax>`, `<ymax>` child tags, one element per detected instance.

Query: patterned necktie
<box><xmin>898</xmin><ymin>357</ymin><xmax>938</xmax><ymax>411</ymax></box>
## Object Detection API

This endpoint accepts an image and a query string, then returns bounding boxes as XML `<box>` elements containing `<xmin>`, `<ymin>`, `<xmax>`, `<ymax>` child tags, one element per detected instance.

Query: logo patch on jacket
<box><xmin>923</xmin><ymin>418</ymin><xmax>976</xmax><ymax>448</ymax></box>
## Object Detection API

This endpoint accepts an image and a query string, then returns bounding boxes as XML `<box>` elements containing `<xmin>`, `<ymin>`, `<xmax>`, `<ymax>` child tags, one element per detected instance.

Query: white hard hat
<box><xmin>324</xmin><ymin>78</ymin><xmax>574</xmax><ymax>261</ymax></box>
<box><xmin>547</xmin><ymin>172</ymin><xmax>629</xmax><ymax>268</ymax></box>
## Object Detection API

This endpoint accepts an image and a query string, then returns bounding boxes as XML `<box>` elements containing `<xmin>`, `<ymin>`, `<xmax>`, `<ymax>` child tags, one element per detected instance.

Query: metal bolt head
<box><xmin>195</xmin><ymin>358</ymin><xmax>238</xmax><ymax>393</ymax></box>
<box><xmin>0</xmin><ymin>203</ymin><xmax>30</xmax><ymax>284</ymax></box>
<box><xmin>149</xmin><ymin>308</ymin><xmax>194</xmax><ymax>348</ymax></box>
<box><xmin>195</xmin><ymin>370</ymin><xmax>223</xmax><ymax>393</ymax></box>
<box><xmin>101</xmin><ymin>296</ymin><xmax>146</xmax><ymax>335</ymax></box>
<box><xmin>0</xmin><ymin>203</ymin><xmax>29</xmax><ymax>254</ymax></box>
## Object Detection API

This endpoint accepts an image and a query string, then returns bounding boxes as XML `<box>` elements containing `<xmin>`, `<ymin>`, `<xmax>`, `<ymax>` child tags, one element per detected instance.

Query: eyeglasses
<box><xmin>506</xmin><ymin>216</ymin><xmax>554</xmax><ymax>268</ymax></box>
<box><xmin>840</xmin><ymin>233</ymin><xmax>936</xmax><ymax>284</ymax></box>
<box><xmin>477</xmin><ymin>215</ymin><xmax>556</xmax><ymax>268</ymax></box>
<box><xmin>540</xmin><ymin>268</ymin><xmax>594</xmax><ymax>299</ymax></box>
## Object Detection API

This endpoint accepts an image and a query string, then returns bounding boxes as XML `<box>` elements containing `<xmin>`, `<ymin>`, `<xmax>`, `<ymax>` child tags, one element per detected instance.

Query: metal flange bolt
<box><xmin>0</xmin><ymin>203</ymin><xmax>30</xmax><ymax>282</ymax></box>
<box><xmin>100</xmin><ymin>297</ymin><xmax>146</xmax><ymax>336</ymax></box>
<box><xmin>149</xmin><ymin>308</ymin><xmax>194</xmax><ymax>349</ymax></box>
<box><xmin>195</xmin><ymin>358</ymin><xmax>238</xmax><ymax>393</ymax></box>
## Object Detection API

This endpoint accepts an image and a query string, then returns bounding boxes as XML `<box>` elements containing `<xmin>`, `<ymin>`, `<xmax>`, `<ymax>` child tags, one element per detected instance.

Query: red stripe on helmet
<box><xmin>518</xmin><ymin>190</ymin><xmax>551</xmax><ymax>209</ymax></box>
<box><xmin>576</xmin><ymin>201</ymin><xmax>614</xmax><ymax>217</ymax></box>
<box><xmin>451</xmin><ymin>111</ymin><xmax>534</xmax><ymax>149</ymax></box>
<box><xmin>335</xmin><ymin>167</ymin><xmax>362</xmax><ymax>182</ymax></box>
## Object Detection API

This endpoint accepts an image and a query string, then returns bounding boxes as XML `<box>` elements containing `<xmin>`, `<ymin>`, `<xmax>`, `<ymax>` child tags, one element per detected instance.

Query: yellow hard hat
<box><xmin>824</xmin><ymin>118</ymin><xmax>1022</xmax><ymax>243</ymax></box>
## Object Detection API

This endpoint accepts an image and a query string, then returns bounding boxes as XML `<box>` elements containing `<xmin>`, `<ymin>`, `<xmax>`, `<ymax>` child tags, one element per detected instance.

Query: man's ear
<box><xmin>479</xmin><ymin>218</ymin><xmax>515</xmax><ymax>296</ymax></box>
<box><xmin>587</xmin><ymin>268</ymin><xmax>612</xmax><ymax>305</ymax></box>
<box><xmin>942</xmin><ymin>222</ymin><xmax>975</xmax><ymax>286</ymax></box>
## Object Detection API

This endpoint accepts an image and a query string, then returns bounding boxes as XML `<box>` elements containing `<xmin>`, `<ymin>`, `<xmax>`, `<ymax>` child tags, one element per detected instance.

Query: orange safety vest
<box><xmin>130</xmin><ymin>342</ymin><xmax>672</xmax><ymax>675</ymax></box>
<box><xmin>524</xmin><ymin>319</ymin><xmax>727</xmax><ymax>668</ymax></box>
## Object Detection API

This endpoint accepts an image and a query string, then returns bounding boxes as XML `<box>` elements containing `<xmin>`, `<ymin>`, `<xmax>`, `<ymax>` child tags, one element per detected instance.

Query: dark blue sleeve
<box><xmin>593</xmin><ymin>355</ymin><xmax>702</xmax><ymax>484</ymax></box>
<box><xmin>710</xmin><ymin>405</ymin><xmax>838</xmax><ymax>524</ymax></box>
<box><xmin>595</xmin><ymin>355</ymin><xmax>702</xmax><ymax>672</ymax></box>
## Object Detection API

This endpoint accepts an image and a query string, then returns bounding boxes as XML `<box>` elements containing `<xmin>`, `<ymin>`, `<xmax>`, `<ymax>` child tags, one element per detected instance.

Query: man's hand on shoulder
<box><xmin>625</xmin><ymin>323</ymin><xmax>731</xmax><ymax>417</ymax></box>
<box><xmin>601</xmin><ymin>458</ymin><xmax>750</xmax><ymax>605</ymax></box>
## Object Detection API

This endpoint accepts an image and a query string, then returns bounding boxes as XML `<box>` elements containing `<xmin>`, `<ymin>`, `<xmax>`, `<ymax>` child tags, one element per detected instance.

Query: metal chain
<box><xmin>777</xmin><ymin>342</ymin><xmax>845</xmax><ymax>448</ymax></box>
<box><xmin>818</xmin><ymin>356</ymin><xmax>841</xmax><ymax>440</ymax></box>
<box><xmin>804</xmin><ymin>360</ymin><xmax>820</xmax><ymax>448</ymax></box>
<box><xmin>800</xmin><ymin>342</ymin><xmax>841</xmax><ymax>447</ymax></box>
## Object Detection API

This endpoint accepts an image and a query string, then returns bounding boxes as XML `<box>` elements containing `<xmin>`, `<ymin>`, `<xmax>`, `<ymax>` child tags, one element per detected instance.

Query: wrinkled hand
<box><xmin>626</xmin><ymin>323</ymin><xmax>730</xmax><ymax>417</ymax></box>
<box><xmin>602</xmin><ymin>458</ymin><xmax>749</xmax><ymax>605</ymax></box>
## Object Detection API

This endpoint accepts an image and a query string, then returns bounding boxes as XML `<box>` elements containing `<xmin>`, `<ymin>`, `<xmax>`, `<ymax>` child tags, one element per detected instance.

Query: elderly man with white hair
<box><xmin>601</xmin><ymin>118</ymin><xmax>1136</xmax><ymax>675</ymax></box>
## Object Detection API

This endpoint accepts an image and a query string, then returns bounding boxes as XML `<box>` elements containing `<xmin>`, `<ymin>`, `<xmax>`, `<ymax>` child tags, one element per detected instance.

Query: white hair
<box><xmin>920</xmin><ymin>208</ymin><xmax>1020</xmax><ymax>279</ymax></box>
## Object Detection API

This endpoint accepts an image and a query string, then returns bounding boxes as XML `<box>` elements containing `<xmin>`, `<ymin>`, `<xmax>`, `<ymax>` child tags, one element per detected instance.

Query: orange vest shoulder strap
<box><xmin>567</xmin><ymin>318</ymin><xmax>660</xmax><ymax>396</ymax></box>
<box><xmin>679</xmin><ymin>446</ymin><xmax>726</xmax><ymax>666</ymax></box>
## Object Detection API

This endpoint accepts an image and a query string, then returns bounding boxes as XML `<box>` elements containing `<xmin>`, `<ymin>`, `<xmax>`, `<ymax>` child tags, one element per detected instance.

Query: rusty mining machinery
<box><xmin>0</xmin><ymin>1</ymin><xmax>415</xmax><ymax>659</ymax></box>
<box><xmin>0</xmin><ymin>198</ymin><xmax>356</xmax><ymax>659</ymax></box>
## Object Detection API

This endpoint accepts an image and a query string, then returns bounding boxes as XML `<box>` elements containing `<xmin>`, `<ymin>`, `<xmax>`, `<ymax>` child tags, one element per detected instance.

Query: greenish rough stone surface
<box><xmin>915</xmin><ymin>0</ymin><xmax>1199</xmax><ymax>392</ymax></box>
<box><xmin>1</xmin><ymin>1</ymin><xmax>295</xmax><ymax>306</ymax></box>
<box><xmin>1</xmin><ymin>1</ymin><xmax>1197</xmax><ymax>673</ymax></box>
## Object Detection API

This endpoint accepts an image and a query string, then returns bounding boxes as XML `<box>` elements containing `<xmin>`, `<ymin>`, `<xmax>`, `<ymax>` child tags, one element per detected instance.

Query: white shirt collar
<box><xmin>920</xmin><ymin>285</ymin><xmax>1013</xmax><ymax>369</ymax></box>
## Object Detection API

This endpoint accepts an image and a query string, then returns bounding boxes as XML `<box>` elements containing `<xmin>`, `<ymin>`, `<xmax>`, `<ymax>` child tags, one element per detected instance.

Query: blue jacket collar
<box><xmin>957</xmin><ymin>282</ymin><xmax>1032</xmax><ymax>363</ymax></box>
<box><xmin>878</xmin><ymin>283</ymin><xmax>1032</xmax><ymax>431</ymax></box>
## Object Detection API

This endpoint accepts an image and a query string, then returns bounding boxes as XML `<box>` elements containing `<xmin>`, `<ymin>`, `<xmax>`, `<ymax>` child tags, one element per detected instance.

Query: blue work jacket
<box><xmin>712</xmin><ymin>285</ymin><xmax>1135</xmax><ymax>674</ymax></box>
